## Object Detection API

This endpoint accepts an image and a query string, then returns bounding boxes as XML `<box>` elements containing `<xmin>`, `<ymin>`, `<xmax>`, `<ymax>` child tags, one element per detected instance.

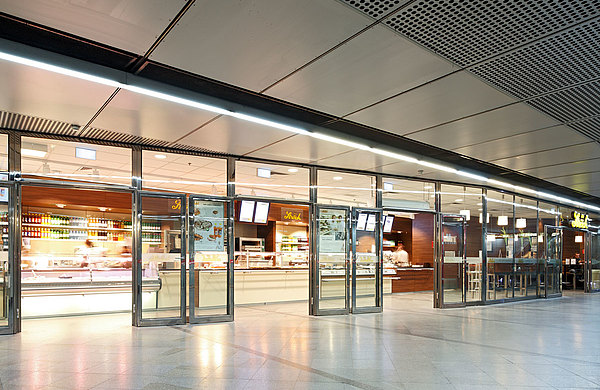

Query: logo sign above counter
<box><xmin>570</xmin><ymin>211</ymin><xmax>589</xmax><ymax>229</ymax></box>
<box><xmin>282</xmin><ymin>208</ymin><xmax>303</xmax><ymax>221</ymax></box>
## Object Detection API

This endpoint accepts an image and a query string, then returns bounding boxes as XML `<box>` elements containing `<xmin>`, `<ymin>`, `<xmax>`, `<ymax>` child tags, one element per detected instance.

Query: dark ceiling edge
<box><xmin>0</xmin><ymin>12</ymin><xmax>598</xmax><ymax>205</ymax></box>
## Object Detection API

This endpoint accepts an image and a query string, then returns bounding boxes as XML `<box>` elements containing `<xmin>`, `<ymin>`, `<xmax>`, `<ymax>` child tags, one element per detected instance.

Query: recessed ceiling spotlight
<box><xmin>56</xmin><ymin>203</ymin><xmax>66</xmax><ymax>208</ymax></box>
<box><xmin>155</xmin><ymin>154</ymin><xmax>167</xmax><ymax>159</ymax></box>
<box><xmin>287</xmin><ymin>168</ymin><xmax>298</xmax><ymax>173</ymax></box>
<box><xmin>333</xmin><ymin>176</ymin><xmax>343</xmax><ymax>181</ymax></box>
<box><xmin>423</xmin><ymin>185</ymin><xmax>433</xmax><ymax>190</ymax></box>
<box><xmin>98</xmin><ymin>207</ymin><xmax>108</xmax><ymax>212</ymax></box>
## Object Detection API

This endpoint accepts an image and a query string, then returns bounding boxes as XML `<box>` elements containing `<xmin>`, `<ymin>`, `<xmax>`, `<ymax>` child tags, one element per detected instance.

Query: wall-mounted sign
<box><xmin>570</xmin><ymin>211</ymin><xmax>589</xmax><ymax>229</ymax></box>
<box><xmin>282</xmin><ymin>208</ymin><xmax>303</xmax><ymax>221</ymax></box>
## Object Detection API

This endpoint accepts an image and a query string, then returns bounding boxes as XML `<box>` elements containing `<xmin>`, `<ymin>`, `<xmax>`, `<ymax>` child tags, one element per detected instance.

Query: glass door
<box><xmin>544</xmin><ymin>225</ymin><xmax>562</xmax><ymax>297</ymax></box>
<box><xmin>189</xmin><ymin>196</ymin><xmax>233</xmax><ymax>323</ymax></box>
<box><xmin>313</xmin><ymin>206</ymin><xmax>350</xmax><ymax>315</ymax></box>
<box><xmin>351</xmin><ymin>208</ymin><xmax>382</xmax><ymax>314</ymax></box>
<box><xmin>0</xmin><ymin>185</ymin><xmax>15</xmax><ymax>334</ymax></box>
<box><xmin>586</xmin><ymin>232</ymin><xmax>599</xmax><ymax>293</ymax></box>
<box><xmin>441</xmin><ymin>215</ymin><xmax>466</xmax><ymax>307</ymax></box>
<box><xmin>135</xmin><ymin>192</ymin><xmax>186</xmax><ymax>326</ymax></box>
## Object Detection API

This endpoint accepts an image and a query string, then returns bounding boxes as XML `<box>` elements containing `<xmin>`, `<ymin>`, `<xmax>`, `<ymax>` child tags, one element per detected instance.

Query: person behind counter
<box><xmin>393</xmin><ymin>243</ymin><xmax>409</xmax><ymax>267</ymax></box>
<box><xmin>77</xmin><ymin>239</ymin><xmax>106</xmax><ymax>268</ymax></box>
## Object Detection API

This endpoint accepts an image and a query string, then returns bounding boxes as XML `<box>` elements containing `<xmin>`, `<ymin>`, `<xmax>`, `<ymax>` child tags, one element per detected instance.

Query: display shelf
<box><xmin>22</xmin><ymin>223</ymin><xmax>156</xmax><ymax>232</ymax></box>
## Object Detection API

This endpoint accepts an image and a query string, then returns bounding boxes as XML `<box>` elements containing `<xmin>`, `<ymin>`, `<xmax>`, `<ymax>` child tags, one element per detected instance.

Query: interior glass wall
<box><xmin>235</xmin><ymin>161</ymin><xmax>309</xmax><ymax>200</ymax></box>
<box><xmin>142</xmin><ymin>151</ymin><xmax>227</xmax><ymax>195</ymax></box>
<box><xmin>589</xmin><ymin>213</ymin><xmax>600</xmax><ymax>291</ymax></box>
<box><xmin>0</xmin><ymin>186</ymin><xmax>7</xmax><ymax>326</ymax></box>
<box><xmin>440</xmin><ymin>185</ymin><xmax>483</xmax><ymax>302</ymax></box>
<box><xmin>513</xmin><ymin>197</ymin><xmax>539</xmax><ymax>298</ymax></box>
<box><xmin>317</xmin><ymin>171</ymin><xmax>376</xmax><ymax>207</ymax></box>
<box><xmin>381</xmin><ymin>178</ymin><xmax>435</xmax><ymax>211</ymax></box>
<box><xmin>560</xmin><ymin>206</ymin><xmax>586</xmax><ymax>291</ymax></box>
<box><xmin>539</xmin><ymin>202</ymin><xmax>560</xmax><ymax>295</ymax></box>
<box><xmin>486</xmin><ymin>191</ymin><xmax>515</xmax><ymax>300</ymax></box>
<box><xmin>0</xmin><ymin>134</ymin><xmax>7</xmax><ymax>179</ymax></box>
<box><xmin>21</xmin><ymin>137</ymin><xmax>132</xmax><ymax>186</ymax></box>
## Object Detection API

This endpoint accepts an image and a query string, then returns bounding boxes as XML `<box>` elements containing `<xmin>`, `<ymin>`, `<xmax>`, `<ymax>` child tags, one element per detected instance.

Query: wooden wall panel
<box><xmin>412</xmin><ymin>213</ymin><xmax>434</xmax><ymax>266</ymax></box>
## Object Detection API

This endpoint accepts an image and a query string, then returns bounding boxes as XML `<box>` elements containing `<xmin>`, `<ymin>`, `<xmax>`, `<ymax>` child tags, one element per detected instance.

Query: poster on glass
<box><xmin>193</xmin><ymin>201</ymin><xmax>225</xmax><ymax>252</ymax></box>
<box><xmin>319</xmin><ymin>209</ymin><xmax>346</xmax><ymax>253</ymax></box>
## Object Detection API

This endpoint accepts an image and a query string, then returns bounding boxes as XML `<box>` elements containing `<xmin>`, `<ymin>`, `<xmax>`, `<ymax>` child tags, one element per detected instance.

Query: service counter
<box><xmin>388</xmin><ymin>267</ymin><xmax>434</xmax><ymax>293</ymax></box>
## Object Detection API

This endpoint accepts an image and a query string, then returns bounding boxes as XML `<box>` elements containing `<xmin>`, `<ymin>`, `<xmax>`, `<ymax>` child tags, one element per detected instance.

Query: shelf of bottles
<box><xmin>21</xmin><ymin>213</ymin><xmax>161</xmax><ymax>243</ymax></box>
<box><xmin>1</xmin><ymin>211</ymin><xmax>8</xmax><ymax>251</ymax></box>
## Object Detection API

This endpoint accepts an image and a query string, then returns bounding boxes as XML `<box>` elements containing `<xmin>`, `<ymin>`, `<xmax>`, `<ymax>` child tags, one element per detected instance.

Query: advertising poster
<box><xmin>319</xmin><ymin>209</ymin><xmax>346</xmax><ymax>253</ymax></box>
<box><xmin>193</xmin><ymin>201</ymin><xmax>225</xmax><ymax>252</ymax></box>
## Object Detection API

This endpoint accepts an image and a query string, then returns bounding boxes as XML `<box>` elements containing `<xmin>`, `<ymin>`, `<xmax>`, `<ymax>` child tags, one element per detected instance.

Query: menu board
<box><xmin>193</xmin><ymin>201</ymin><xmax>225</xmax><ymax>252</ymax></box>
<box><xmin>365</xmin><ymin>214</ymin><xmax>377</xmax><ymax>232</ymax></box>
<box><xmin>356</xmin><ymin>213</ymin><xmax>368</xmax><ymax>231</ymax></box>
<box><xmin>318</xmin><ymin>209</ymin><xmax>346</xmax><ymax>253</ymax></box>
<box><xmin>383</xmin><ymin>215</ymin><xmax>394</xmax><ymax>233</ymax></box>
<box><xmin>239</xmin><ymin>200</ymin><xmax>255</xmax><ymax>222</ymax></box>
<box><xmin>254</xmin><ymin>201</ymin><xmax>270</xmax><ymax>224</ymax></box>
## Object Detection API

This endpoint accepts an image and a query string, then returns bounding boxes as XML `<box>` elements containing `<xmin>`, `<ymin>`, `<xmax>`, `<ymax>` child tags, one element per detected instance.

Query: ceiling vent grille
<box><xmin>566</xmin><ymin>117</ymin><xmax>600</xmax><ymax>141</ymax></box>
<box><xmin>382</xmin><ymin>0</ymin><xmax>599</xmax><ymax>67</ymax></box>
<box><xmin>470</xmin><ymin>19</ymin><xmax>600</xmax><ymax>99</ymax></box>
<box><xmin>0</xmin><ymin>111</ymin><xmax>78</xmax><ymax>136</ymax></box>
<box><xmin>82</xmin><ymin>127</ymin><xmax>170</xmax><ymax>147</ymax></box>
<box><xmin>338</xmin><ymin>0</ymin><xmax>405</xmax><ymax>19</ymax></box>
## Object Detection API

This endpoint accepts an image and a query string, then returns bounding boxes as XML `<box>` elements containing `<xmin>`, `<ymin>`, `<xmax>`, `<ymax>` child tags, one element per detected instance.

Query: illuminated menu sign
<box><xmin>570</xmin><ymin>211</ymin><xmax>589</xmax><ymax>229</ymax></box>
<box><xmin>365</xmin><ymin>214</ymin><xmax>377</xmax><ymax>232</ymax></box>
<box><xmin>239</xmin><ymin>200</ymin><xmax>255</xmax><ymax>222</ymax></box>
<box><xmin>254</xmin><ymin>202</ymin><xmax>270</xmax><ymax>224</ymax></box>
<box><xmin>356</xmin><ymin>213</ymin><xmax>368</xmax><ymax>231</ymax></box>
<box><xmin>383</xmin><ymin>215</ymin><xmax>394</xmax><ymax>233</ymax></box>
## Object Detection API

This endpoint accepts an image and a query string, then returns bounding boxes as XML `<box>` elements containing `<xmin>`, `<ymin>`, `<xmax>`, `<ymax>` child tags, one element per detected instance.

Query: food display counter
<box><xmin>388</xmin><ymin>266</ymin><xmax>434</xmax><ymax>293</ymax></box>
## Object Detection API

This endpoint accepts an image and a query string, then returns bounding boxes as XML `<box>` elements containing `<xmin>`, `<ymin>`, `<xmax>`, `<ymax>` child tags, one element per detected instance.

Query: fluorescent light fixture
<box><xmin>497</xmin><ymin>216</ymin><xmax>509</xmax><ymax>226</ymax></box>
<box><xmin>459</xmin><ymin>209</ymin><xmax>471</xmax><ymax>221</ymax></box>
<box><xmin>98</xmin><ymin>207</ymin><xmax>108</xmax><ymax>212</ymax></box>
<box><xmin>56</xmin><ymin>203</ymin><xmax>66</xmax><ymax>208</ymax></box>
<box><xmin>154</xmin><ymin>154</ymin><xmax>167</xmax><ymax>159</ymax></box>
<box><xmin>575</xmin><ymin>235</ymin><xmax>583</xmax><ymax>243</ymax></box>
<box><xmin>333</xmin><ymin>176</ymin><xmax>343</xmax><ymax>181</ymax></box>
<box><xmin>21</xmin><ymin>142</ymin><xmax>48</xmax><ymax>158</ymax></box>
<box><xmin>423</xmin><ymin>185</ymin><xmax>433</xmax><ymax>190</ymax></box>
<box><xmin>287</xmin><ymin>168</ymin><xmax>298</xmax><ymax>173</ymax></box>
<box><xmin>75</xmin><ymin>147</ymin><xmax>96</xmax><ymax>160</ymax></box>
<box><xmin>256</xmin><ymin>168</ymin><xmax>271</xmax><ymax>178</ymax></box>
<box><xmin>479</xmin><ymin>213</ymin><xmax>490</xmax><ymax>223</ymax></box>
<box><xmin>454</xmin><ymin>198</ymin><xmax>463</xmax><ymax>202</ymax></box>
<box><xmin>4</xmin><ymin>50</ymin><xmax>600</xmax><ymax>212</ymax></box>
<box><xmin>383</xmin><ymin>182</ymin><xmax>394</xmax><ymax>191</ymax></box>
<box><xmin>516</xmin><ymin>218</ymin><xmax>527</xmax><ymax>229</ymax></box>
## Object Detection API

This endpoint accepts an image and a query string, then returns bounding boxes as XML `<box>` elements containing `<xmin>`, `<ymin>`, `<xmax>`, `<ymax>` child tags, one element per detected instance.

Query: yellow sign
<box><xmin>570</xmin><ymin>211</ymin><xmax>589</xmax><ymax>229</ymax></box>
<box><xmin>282</xmin><ymin>208</ymin><xmax>302</xmax><ymax>221</ymax></box>
<box><xmin>171</xmin><ymin>199</ymin><xmax>181</xmax><ymax>210</ymax></box>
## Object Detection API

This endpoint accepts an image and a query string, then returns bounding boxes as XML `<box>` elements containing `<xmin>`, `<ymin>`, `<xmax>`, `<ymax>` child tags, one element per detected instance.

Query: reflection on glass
<box><xmin>354</xmin><ymin>212</ymin><xmax>379</xmax><ymax>308</ymax></box>
<box><xmin>545</xmin><ymin>226</ymin><xmax>562</xmax><ymax>295</ymax></box>
<box><xmin>317</xmin><ymin>171</ymin><xmax>376</xmax><ymax>207</ymax></box>
<box><xmin>235</xmin><ymin>161</ymin><xmax>309</xmax><ymax>200</ymax></box>
<box><xmin>486</xmin><ymin>191</ymin><xmax>514</xmax><ymax>300</ymax></box>
<box><xmin>192</xmin><ymin>200</ymin><xmax>228</xmax><ymax>317</ymax></box>
<box><xmin>590</xmin><ymin>233</ymin><xmax>600</xmax><ymax>291</ymax></box>
<box><xmin>317</xmin><ymin>208</ymin><xmax>348</xmax><ymax>310</ymax></box>
<box><xmin>381</xmin><ymin>178</ymin><xmax>435</xmax><ymax>211</ymax></box>
<box><xmin>0</xmin><ymin>197</ymin><xmax>7</xmax><ymax>326</ymax></box>
<box><xmin>141</xmin><ymin>196</ymin><xmax>182</xmax><ymax>319</ymax></box>
<box><xmin>514</xmin><ymin>197</ymin><xmax>539</xmax><ymax>298</ymax></box>
<box><xmin>442</xmin><ymin>219</ymin><xmax>464</xmax><ymax>305</ymax></box>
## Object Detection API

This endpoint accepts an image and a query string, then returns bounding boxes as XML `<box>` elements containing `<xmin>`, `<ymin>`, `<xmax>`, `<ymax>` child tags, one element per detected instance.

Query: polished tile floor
<box><xmin>1</xmin><ymin>292</ymin><xmax>599</xmax><ymax>389</ymax></box>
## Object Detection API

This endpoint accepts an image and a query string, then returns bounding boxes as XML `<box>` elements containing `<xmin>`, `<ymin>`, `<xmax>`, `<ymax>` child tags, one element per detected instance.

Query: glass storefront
<box><xmin>0</xmin><ymin>130</ymin><xmax>595</xmax><ymax>333</ymax></box>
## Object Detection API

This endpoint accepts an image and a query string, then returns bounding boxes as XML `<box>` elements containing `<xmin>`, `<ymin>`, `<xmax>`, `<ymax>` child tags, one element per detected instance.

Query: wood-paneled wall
<box><xmin>412</xmin><ymin>213</ymin><xmax>434</xmax><ymax>266</ymax></box>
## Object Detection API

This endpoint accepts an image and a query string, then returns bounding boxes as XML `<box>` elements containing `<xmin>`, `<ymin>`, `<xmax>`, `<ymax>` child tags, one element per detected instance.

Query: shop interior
<box><xmin>562</xmin><ymin>229</ymin><xmax>586</xmax><ymax>291</ymax></box>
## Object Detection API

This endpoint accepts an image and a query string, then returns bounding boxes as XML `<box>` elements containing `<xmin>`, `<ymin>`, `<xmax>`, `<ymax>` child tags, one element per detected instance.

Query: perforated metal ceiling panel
<box><xmin>338</xmin><ymin>0</ymin><xmax>405</xmax><ymax>19</ymax></box>
<box><xmin>382</xmin><ymin>0</ymin><xmax>599</xmax><ymax>67</ymax></box>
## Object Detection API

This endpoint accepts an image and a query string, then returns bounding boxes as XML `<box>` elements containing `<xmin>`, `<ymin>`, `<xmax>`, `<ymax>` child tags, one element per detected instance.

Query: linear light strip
<box><xmin>1</xmin><ymin>50</ymin><xmax>599</xmax><ymax>212</ymax></box>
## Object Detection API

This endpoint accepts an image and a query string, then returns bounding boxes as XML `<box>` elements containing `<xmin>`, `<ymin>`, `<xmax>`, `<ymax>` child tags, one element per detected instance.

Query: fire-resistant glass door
<box><xmin>586</xmin><ymin>232</ymin><xmax>599</xmax><ymax>293</ymax></box>
<box><xmin>313</xmin><ymin>206</ymin><xmax>350</xmax><ymax>315</ymax></box>
<box><xmin>544</xmin><ymin>226</ymin><xmax>562</xmax><ymax>297</ymax></box>
<box><xmin>135</xmin><ymin>192</ymin><xmax>186</xmax><ymax>326</ymax></box>
<box><xmin>441</xmin><ymin>215</ymin><xmax>466</xmax><ymax>307</ymax></box>
<box><xmin>351</xmin><ymin>208</ymin><xmax>382</xmax><ymax>313</ymax></box>
<box><xmin>188</xmin><ymin>196</ymin><xmax>233</xmax><ymax>323</ymax></box>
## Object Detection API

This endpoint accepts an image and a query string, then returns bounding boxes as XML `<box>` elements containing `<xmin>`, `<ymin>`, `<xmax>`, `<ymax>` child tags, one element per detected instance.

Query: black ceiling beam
<box><xmin>0</xmin><ymin>12</ymin><xmax>598</xmax><ymax>205</ymax></box>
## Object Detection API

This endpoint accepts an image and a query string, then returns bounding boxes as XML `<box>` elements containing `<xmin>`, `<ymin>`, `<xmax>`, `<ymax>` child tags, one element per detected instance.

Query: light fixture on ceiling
<box><xmin>516</xmin><ymin>218</ymin><xmax>527</xmax><ymax>229</ymax></box>
<box><xmin>154</xmin><ymin>154</ymin><xmax>167</xmax><ymax>159</ymax></box>
<box><xmin>21</xmin><ymin>142</ymin><xmax>48</xmax><ymax>158</ymax></box>
<box><xmin>423</xmin><ymin>185</ymin><xmax>433</xmax><ymax>190</ymax></box>
<box><xmin>98</xmin><ymin>207</ymin><xmax>108</xmax><ymax>212</ymax></box>
<box><xmin>575</xmin><ymin>235</ymin><xmax>583</xmax><ymax>243</ymax></box>
<box><xmin>287</xmin><ymin>168</ymin><xmax>298</xmax><ymax>173</ymax></box>
<box><xmin>383</xmin><ymin>182</ymin><xmax>394</xmax><ymax>191</ymax></box>
<box><xmin>497</xmin><ymin>216</ymin><xmax>509</xmax><ymax>226</ymax></box>
<box><xmin>459</xmin><ymin>210</ymin><xmax>470</xmax><ymax>221</ymax></box>
<box><xmin>3</xmin><ymin>49</ymin><xmax>599</xmax><ymax>212</ymax></box>
<box><xmin>454</xmin><ymin>198</ymin><xmax>464</xmax><ymax>202</ymax></box>
<box><xmin>56</xmin><ymin>203</ymin><xmax>66</xmax><ymax>208</ymax></box>
<box><xmin>257</xmin><ymin>168</ymin><xmax>271</xmax><ymax>178</ymax></box>
<box><xmin>479</xmin><ymin>213</ymin><xmax>490</xmax><ymax>223</ymax></box>
<box><xmin>333</xmin><ymin>176</ymin><xmax>343</xmax><ymax>181</ymax></box>
<box><xmin>75</xmin><ymin>147</ymin><xmax>96</xmax><ymax>160</ymax></box>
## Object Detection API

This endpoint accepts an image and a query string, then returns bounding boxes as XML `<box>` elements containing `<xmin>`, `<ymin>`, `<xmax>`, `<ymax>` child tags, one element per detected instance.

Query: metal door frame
<box><xmin>586</xmin><ymin>231</ymin><xmax>600</xmax><ymax>293</ymax></box>
<box><xmin>439</xmin><ymin>214</ymin><xmax>467</xmax><ymax>308</ymax></box>
<box><xmin>351</xmin><ymin>207</ymin><xmax>383</xmax><ymax>314</ymax></box>
<box><xmin>188</xmin><ymin>195</ymin><xmax>234</xmax><ymax>323</ymax></box>
<box><xmin>0</xmin><ymin>183</ymin><xmax>17</xmax><ymax>334</ymax></box>
<box><xmin>311</xmin><ymin>204</ymin><xmax>351</xmax><ymax>316</ymax></box>
<box><xmin>134</xmin><ymin>191</ymin><xmax>186</xmax><ymax>327</ymax></box>
<box><xmin>544</xmin><ymin>225</ymin><xmax>563</xmax><ymax>298</ymax></box>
